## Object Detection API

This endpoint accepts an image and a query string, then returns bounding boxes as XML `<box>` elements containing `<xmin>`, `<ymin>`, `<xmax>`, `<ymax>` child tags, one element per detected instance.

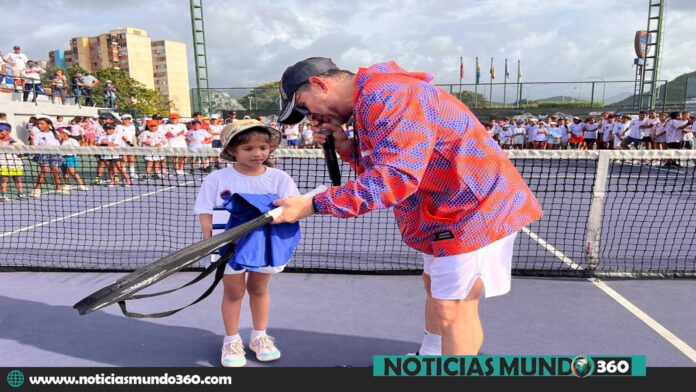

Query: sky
<box><xmin>2</xmin><ymin>0</ymin><xmax>695</xmax><ymax>100</ymax></box>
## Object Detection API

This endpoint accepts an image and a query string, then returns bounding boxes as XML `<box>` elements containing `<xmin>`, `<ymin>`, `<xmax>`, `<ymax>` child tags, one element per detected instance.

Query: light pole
<box><xmin>588</xmin><ymin>77</ymin><xmax>606</xmax><ymax>106</ymax></box>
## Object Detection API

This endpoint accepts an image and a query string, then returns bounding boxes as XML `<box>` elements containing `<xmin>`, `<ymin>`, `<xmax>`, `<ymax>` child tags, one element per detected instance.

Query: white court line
<box><xmin>523</xmin><ymin>227</ymin><xmax>696</xmax><ymax>364</ymax></box>
<box><xmin>0</xmin><ymin>181</ymin><xmax>195</xmax><ymax>239</ymax></box>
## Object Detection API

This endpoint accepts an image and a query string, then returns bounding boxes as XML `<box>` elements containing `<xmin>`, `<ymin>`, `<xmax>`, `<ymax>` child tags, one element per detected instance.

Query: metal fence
<box><xmin>191</xmin><ymin>79</ymin><xmax>691</xmax><ymax>115</ymax></box>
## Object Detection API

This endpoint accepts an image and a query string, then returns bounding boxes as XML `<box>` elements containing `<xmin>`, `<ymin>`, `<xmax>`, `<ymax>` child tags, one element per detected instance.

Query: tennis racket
<box><xmin>73</xmin><ymin>185</ymin><xmax>328</xmax><ymax>316</ymax></box>
<box><xmin>320</xmin><ymin>127</ymin><xmax>342</xmax><ymax>186</ymax></box>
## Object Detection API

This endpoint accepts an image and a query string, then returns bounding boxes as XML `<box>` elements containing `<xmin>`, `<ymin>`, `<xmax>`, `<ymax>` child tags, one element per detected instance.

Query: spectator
<box><xmin>547</xmin><ymin>122</ymin><xmax>562</xmax><ymax>150</ymax></box>
<box><xmin>69</xmin><ymin>117</ymin><xmax>86</xmax><ymax>145</ymax></box>
<box><xmin>21</xmin><ymin>60</ymin><xmax>46</xmax><ymax>103</ymax></box>
<box><xmin>187</xmin><ymin>120</ymin><xmax>212</xmax><ymax>172</ymax></box>
<box><xmin>54</xmin><ymin>115</ymin><xmax>66</xmax><ymax>129</ymax></box>
<box><xmin>117</xmin><ymin>113</ymin><xmax>138</xmax><ymax>179</ymax></box>
<box><xmin>621</xmin><ymin>111</ymin><xmax>648</xmax><ymax>150</ymax></box>
<box><xmin>499</xmin><ymin>124</ymin><xmax>513</xmax><ymax>149</ymax></box>
<box><xmin>139</xmin><ymin>120</ymin><xmax>166</xmax><ymax>178</ymax></box>
<box><xmin>284</xmin><ymin>123</ymin><xmax>299</xmax><ymax>149</ymax></box>
<box><xmin>32</xmin><ymin>117</ymin><xmax>68</xmax><ymax>197</ymax></box>
<box><xmin>209</xmin><ymin>116</ymin><xmax>224</xmax><ymax>169</ymax></box>
<box><xmin>302</xmin><ymin>122</ymin><xmax>314</xmax><ymax>148</ymax></box>
<box><xmin>559</xmin><ymin>118</ymin><xmax>571</xmax><ymax>150</ymax></box>
<box><xmin>55</xmin><ymin>129</ymin><xmax>89</xmax><ymax>191</ymax></box>
<box><xmin>532</xmin><ymin>121</ymin><xmax>548</xmax><ymax>150</ymax></box>
<box><xmin>613</xmin><ymin>115</ymin><xmax>630</xmax><ymax>149</ymax></box>
<box><xmin>51</xmin><ymin>69</ymin><xmax>68</xmax><ymax>105</ymax></box>
<box><xmin>0</xmin><ymin>122</ymin><xmax>27</xmax><ymax>200</ymax></box>
<box><xmin>97</xmin><ymin>123</ymin><xmax>131</xmax><ymax>186</ymax></box>
<box><xmin>512</xmin><ymin>121</ymin><xmax>525</xmax><ymax>150</ymax></box>
<box><xmin>568</xmin><ymin>117</ymin><xmax>585</xmax><ymax>149</ymax></box>
<box><xmin>26</xmin><ymin>117</ymin><xmax>39</xmax><ymax>145</ymax></box>
<box><xmin>80</xmin><ymin>70</ymin><xmax>100</xmax><ymax>106</ymax></box>
<box><xmin>654</xmin><ymin>113</ymin><xmax>668</xmax><ymax>150</ymax></box>
<box><xmin>3</xmin><ymin>45</ymin><xmax>28</xmax><ymax>92</ymax></box>
<box><xmin>228</xmin><ymin>111</ymin><xmax>238</xmax><ymax>123</ymax></box>
<box><xmin>103</xmin><ymin>80</ymin><xmax>116</xmax><ymax>108</ymax></box>
<box><xmin>71</xmin><ymin>73</ymin><xmax>85</xmax><ymax>105</ymax></box>
<box><xmin>164</xmin><ymin>113</ymin><xmax>188</xmax><ymax>175</ymax></box>
<box><xmin>583</xmin><ymin>117</ymin><xmax>599</xmax><ymax>150</ymax></box>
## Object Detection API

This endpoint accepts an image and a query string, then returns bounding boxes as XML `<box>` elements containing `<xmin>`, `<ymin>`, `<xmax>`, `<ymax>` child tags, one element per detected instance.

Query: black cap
<box><xmin>278</xmin><ymin>57</ymin><xmax>339</xmax><ymax>124</ymax></box>
<box><xmin>103</xmin><ymin>123</ymin><xmax>116</xmax><ymax>130</ymax></box>
<box><xmin>99</xmin><ymin>112</ymin><xmax>120</xmax><ymax>123</ymax></box>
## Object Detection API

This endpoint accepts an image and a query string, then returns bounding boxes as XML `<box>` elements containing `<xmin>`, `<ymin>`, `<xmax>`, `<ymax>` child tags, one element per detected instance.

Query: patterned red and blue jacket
<box><xmin>312</xmin><ymin>61</ymin><xmax>543</xmax><ymax>257</ymax></box>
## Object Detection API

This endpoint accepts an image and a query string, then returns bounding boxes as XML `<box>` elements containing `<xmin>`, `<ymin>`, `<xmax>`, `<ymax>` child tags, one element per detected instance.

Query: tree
<box><xmin>92</xmin><ymin>68</ymin><xmax>175</xmax><ymax>115</ymax></box>
<box><xmin>455</xmin><ymin>90</ymin><xmax>490</xmax><ymax>108</ymax></box>
<box><xmin>241</xmin><ymin>81</ymin><xmax>280</xmax><ymax>111</ymax></box>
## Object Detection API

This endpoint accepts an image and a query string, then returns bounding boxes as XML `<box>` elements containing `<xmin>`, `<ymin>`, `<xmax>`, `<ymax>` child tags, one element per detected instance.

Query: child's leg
<box><xmin>1</xmin><ymin>175</ymin><xmax>8</xmax><ymax>193</ymax></box>
<box><xmin>107</xmin><ymin>162</ymin><xmax>115</xmax><ymax>181</ymax></box>
<box><xmin>62</xmin><ymin>168</ymin><xmax>70</xmax><ymax>184</ymax></box>
<box><xmin>221</xmin><ymin>274</ymin><xmax>247</xmax><ymax>336</ymax></box>
<box><xmin>246</xmin><ymin>272</ymin><xmax>272</xmax><ymax>332</ymax></box>
<box><xmin>35</xmin><ymin>164</ymin><xmax>49</xmax><ymax>189</ymax></box>
<box><xmin>50</xmin><ymin>165</ymin><xmax>63</xmax><ymax>189</ymax></box>
<box><xmin>115</xmin><ymin>161</ymin><xmax>130</xmax><ymax>182</ymax></box>
<box><xmin>70</xmin><ymin>168</ymin><xmax>85</xmax><ymax>185</ymax></box>
<box><xmin>12</xmin><ymin>176</ymin><xmax>22</xmax><ymax>193</ymax></box>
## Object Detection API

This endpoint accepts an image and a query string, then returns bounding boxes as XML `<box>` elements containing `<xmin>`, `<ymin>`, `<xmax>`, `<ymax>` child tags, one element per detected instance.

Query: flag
<box><xmin>490</xmin><ymin>58</ymin><xmax>495</xmax><ymax>80</ymax></box>
<box><xmin>475</xmin><ymin>57</ymin><xmax>481</xmax><ymax>84</ymax></box>
<box><xmin>459</xmin><ymin>57</ymin><xmax>464</xmax><ymax>80</ymax></box>
<box><xmin>505</xmin><ymin>59</ymin><xmax>510</xmax><ymax>80</ymax></box>
<box><xmin>517</xmin><ymin>60</ymin><xmax>522</xmax><ymax>83</ymax></box>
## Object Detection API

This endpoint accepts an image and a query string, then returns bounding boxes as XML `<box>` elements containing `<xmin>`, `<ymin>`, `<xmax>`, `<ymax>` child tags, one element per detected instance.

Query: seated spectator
<box><xmin>51</xmin><ymin>69</ymin><xmax>68</xmax><ymax>105</ymax></box>
<box><xmin>21</xmin><ymin>60</ymin><xmax>46</xmax><ymax>103</ymax></box>
<box><xmin>0</xmin><ymin>123</ymin><xmax>27</xmax><ymax>200</ymax></box>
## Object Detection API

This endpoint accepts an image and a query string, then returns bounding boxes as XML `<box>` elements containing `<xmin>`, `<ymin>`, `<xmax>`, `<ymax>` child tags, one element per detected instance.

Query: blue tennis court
<box><xmin>1</xmin><ymin>148</ymin><xmax>695</xmax><ymax>367</ymax></box>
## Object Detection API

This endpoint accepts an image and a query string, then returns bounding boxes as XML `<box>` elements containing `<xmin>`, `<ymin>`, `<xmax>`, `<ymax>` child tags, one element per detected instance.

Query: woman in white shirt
<box><xmin>21</xmin><ymin>60</ymin><xmax>46</xmax><ymax>103</ymax></box>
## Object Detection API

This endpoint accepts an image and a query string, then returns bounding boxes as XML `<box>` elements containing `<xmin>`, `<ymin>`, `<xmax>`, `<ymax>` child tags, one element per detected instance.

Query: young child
<box><xmin>97</xmin><ymin>123</ymin><xmax>131</xmax><ymax>186</ymax></box>
<box><xmin>56</xmin><ymin>129</ymin><xmax>89</xmax><ymax>191</ymax></box>
<box><xmin>164</xmin><ymin>113</ymin><xmax>188</xmax><ymax>175</ymax></box>
<box><xmin>117</xmin><ymin>114</ymin><xmax>138</xmax><ymax>179</ymax></box>
<box><xmin>32</xmin><ymin>117</ymin><xmax>68</xmax><ymax>197</ymax></box>
<box><xmin>194</xmin><ymin>119</ymin><xmax>300</xmax><ymax>367</ymax></box>
<box><xmin>139</xmin><ymin>120</ymin><xmax>166</xmax><ymax>178</ymax></box>
<box><xmin>187</xmin><ymin>120</ymin><xmax>213</xmax><ymax>172</ymax></box>
<box><xmin>0</xmin><ymin>123</ymin><xmax>27</xmax><ymax>200</ymax></box>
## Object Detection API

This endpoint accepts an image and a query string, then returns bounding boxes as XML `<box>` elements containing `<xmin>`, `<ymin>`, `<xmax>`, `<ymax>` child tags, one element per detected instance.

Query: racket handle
<box><xmin>268</xmin><ymin>185</ymin><xmax>328</xmax><ymax>219</ymax></box>
<box><xmin>320</xmin><ymin>127</ymin><xmax>342</xmax><ymax>186</ymax></box>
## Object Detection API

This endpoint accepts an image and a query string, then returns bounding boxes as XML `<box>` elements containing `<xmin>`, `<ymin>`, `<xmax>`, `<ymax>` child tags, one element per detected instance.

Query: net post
<box><xmin>585</xmin><ymin>150</ymin><xmax>609</xmax><ymax>271</ymax></box>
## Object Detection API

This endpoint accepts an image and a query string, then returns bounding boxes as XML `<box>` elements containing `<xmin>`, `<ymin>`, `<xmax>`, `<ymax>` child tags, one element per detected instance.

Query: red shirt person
<box><xmin>272</xmin><ymin>58</ymin><xmax>543</xmax><ymax>356</ymax></box>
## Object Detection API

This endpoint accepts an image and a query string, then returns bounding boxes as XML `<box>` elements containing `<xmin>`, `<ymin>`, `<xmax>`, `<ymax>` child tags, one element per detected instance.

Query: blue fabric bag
<box><xmin>219</xmin><ymin>193</ymin><xmax>300</xmax><ymax>271</ymax></box>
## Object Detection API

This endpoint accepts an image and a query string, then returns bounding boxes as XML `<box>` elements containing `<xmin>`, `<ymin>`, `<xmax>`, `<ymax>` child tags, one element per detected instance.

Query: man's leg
<box><xmin>426</xmin><ymin>276</ymin><xmax>485</xmax><ymax>355</ymax></box>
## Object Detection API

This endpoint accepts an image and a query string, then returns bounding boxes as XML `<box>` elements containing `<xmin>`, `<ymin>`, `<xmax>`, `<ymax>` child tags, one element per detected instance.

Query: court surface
<box><xmin>1</xmin><ymin>153</ymin><xmax>695</xmax><ymax>367</ymax></box>
<box><xmin>0</xmin><ymin>271</ymin><xmax>695</xmax><ymax>367</ymax></box>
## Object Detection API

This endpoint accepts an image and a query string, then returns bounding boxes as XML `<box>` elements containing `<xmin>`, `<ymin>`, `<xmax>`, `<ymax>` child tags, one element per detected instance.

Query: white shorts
<box><xmin>423</xmin><ymin>231</ymin><xmax>517</xmax><ymax>300</ymax></box>
<box><xmin>224</xmin><ymin>263</ymin><xmax>285</xmax><ymax>275</ymax></box>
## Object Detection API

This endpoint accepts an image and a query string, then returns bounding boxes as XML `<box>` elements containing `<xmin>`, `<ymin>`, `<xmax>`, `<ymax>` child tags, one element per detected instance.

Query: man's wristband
<box><xmin>312</xmin><ymin>195</ymin><xmax>319</xmax><ymax>214</ymax></box>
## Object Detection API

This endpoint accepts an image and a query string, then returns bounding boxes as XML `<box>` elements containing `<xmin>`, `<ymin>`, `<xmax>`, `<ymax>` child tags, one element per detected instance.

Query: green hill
<box><xmin>611</xmin><ymin>70</ymin><xmax>696</xmax><ymax>108</ymax></box>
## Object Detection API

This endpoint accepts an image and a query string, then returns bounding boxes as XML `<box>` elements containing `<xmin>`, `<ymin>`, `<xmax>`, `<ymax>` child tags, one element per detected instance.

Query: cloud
<box><xmin>0</xmin><ymin>0</ymin><xmax>694</xmax><ymax>98</ymax></box>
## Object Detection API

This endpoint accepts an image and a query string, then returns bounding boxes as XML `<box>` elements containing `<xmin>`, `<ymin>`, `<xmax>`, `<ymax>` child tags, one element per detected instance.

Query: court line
<box><xmin>0</xmin><ymin>181</ymin><xmax>195</xmax><ymax>239</ymax></box>
<box><xmin>523</xmin><ymin>227</ymin><xmax>696</xmax><ymax>364</ymax></box>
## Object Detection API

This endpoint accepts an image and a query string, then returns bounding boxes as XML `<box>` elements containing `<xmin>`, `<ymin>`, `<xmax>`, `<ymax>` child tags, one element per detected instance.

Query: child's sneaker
<box><xmin>31</xmin><ymin>189</ymin><xmax>41</xmax><ymax>198</ymax></box>
<box><xmin>63</xmin><ymin>185</ymin><xmax>72</xmax><ymax>191</ymax></box>
<box><xmin>78</xmin><ymin>185</ymin><xmax>89</xmax><ymax>191</ymax></box>
<box><xmin>248</xmin><ymin>335</ymin><xmax>281</xmax><ymax>362</ymax></box>
<box><xmin>0</xmin><ymin>194</ymin><xmax>8</xmax><ymax>202</ymax></box>
<box><xmin>221</xmin><ymin>338</ymin><xmax>247</xmax><ymax>368</ymax></box>
<box><xmin>56</xmin><ymin>188</ymin><xmax>71</xmax><ymax>195</ymax></box>
<box><xmin>17</xmin><ymin>193</ymin><xmax>27</xmax><ymax>199</ymax></box>
<box><xmin>108</xmin><ymin>181</ymin><xmax>116</xmax><ymax>187</ymax></box>
<box><xmin>124</xmin><ymin>180</ymin><xmax>131</xmax><ymax>186</ymax></box>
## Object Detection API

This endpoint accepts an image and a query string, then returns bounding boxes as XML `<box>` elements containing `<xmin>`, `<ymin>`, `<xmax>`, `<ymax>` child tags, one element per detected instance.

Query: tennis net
<box><xmin>0</xmin><ymin>145</ymin><xmax>694</xmax><ymax>278</ymax></box>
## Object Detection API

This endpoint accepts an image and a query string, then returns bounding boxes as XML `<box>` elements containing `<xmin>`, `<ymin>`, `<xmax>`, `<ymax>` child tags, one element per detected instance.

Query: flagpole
<box><xmin>474</xmin><ymin>57</ymin><xmax>479</xmax><ymax>108</ymax></box>
<box><xmin>517</xmin><ymin>60</ymin><xmax>522</xmax><ymax>108</ymax></box>
<box><xmin>459</xmin><ymin>56</ymin><xmax>463</xmax><ymax>102</ymax></box>
<box><xmin>503</xmin><ymin>58</ymin><xmax>508</xmax><ymax>108</ymax></box>
<box><xmin>489</xmin><ymin>57</ymin><xmax>494</xmax><ymax>108</ymax></box>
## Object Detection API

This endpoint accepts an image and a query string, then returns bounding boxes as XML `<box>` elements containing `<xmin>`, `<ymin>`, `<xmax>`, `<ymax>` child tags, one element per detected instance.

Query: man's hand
<box><xmin>271</xmin><ymin>196</ymin><xmax>315</xmax><ymax>224</ymax></box>
<box><xmin>311</xmin><ymin>123</ymin><xmax>352</xmax><ymax>153</ymax></box>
